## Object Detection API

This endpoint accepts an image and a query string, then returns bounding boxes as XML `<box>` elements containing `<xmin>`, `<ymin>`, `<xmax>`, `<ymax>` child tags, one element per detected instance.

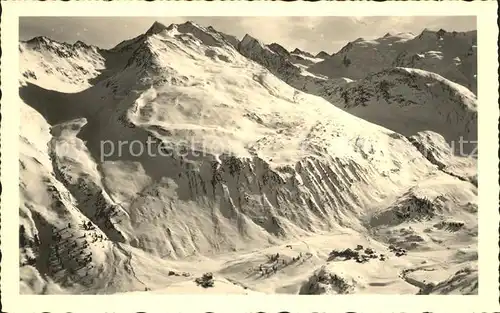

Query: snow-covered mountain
<box><xmin>308</xmin><ymin>29</ymin><xmax>477</xmax><ymax>94</ymax></box>
<box><xmin>19</xmin><ymin>21</ymin><xmax>477</xmax><ymax>295</ymax></box>
<box><xmin>20</xmin><ymin>37</ymin><xmax>106</xmax><ymax>92</ymax></box>
<box><xmin>237</xmin><ymin>32</ymin><xmax>477</xmax><ymax>151</ymax></box>
<box><xmin>330</xmin><ymin>67</ymin><xmax>477</xmax><ymax>153</ymax></box>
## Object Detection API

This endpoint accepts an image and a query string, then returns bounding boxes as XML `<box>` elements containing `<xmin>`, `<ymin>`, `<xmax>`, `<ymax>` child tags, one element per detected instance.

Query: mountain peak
<box><xmin>146</xmin><ymin>21</ymin><xmax>169</xmax><ymax>36</ymax></box>
<box><xmin>267</xmin><ymin>43</ymin><xmax>290</xmax><ymax>57</ymax></box>
<box><xmin>176</xmin><ymin>20</ymin><xmax>206</xmax><ymax>32</ymax></box>
<box><xmin>315</xmin><ymin>51</ymin><xmax>330</xmax><ymax>59</ymax></box>
<box><xmin>26</xmin><ymin>36</ymin><xmax>53</xmax><ymax>45</ymax></box>
<box><xmin>177</xmin><ymin>20</ymin><xmax>207</xmax><ymax>32</ymax></box>
<box><xmin>437</xmin><ymin>28</ymin><xmax>447</xmax><ymax>37</ymax></box>
<box><xmin>240</xmin><ymin>34</ymin><xmax>272</xmax><ymax>54</ymax></box>
<box><xmin>241</xmin><ymin>34</ymin><xmax>259</xmax><ymax>45</ymax></box>
<box><xmin>291</xmin><ymin>48</ymin><xmax>314</xmax><ymax>58</ymax></box>
<box><xmin>181</xmin><ymin>20</ymin><xmax>198</xmax><ymax>27</ymax></box>
<box><xmin>418</xmin><ymin>28</ymin><xmax>448</xmax><ymax>40</ymax></box>
<box><xmin>74</xmin><ymin>40</ymin><xmax>92</xmax><ymax>48</ymax></box>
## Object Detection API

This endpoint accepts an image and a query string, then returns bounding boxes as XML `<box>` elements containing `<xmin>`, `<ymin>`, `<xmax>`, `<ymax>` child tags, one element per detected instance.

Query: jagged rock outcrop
<box><xmin>239</xmin><ymin>34</ymin><xmax>302</xmax><ymax>78</ymax></box>
<box><xmin>267</xmin><ymin>43</ymin><xmax>291</xmax><ymax>58</ymax></box>
<box><xmin>299</xmin><ymin>265</ymin><xmax>358</xmax><ymax>294</ymax></box>
<box><xmin>237</xmin><ymin>34</ymin><xmax>350</xmax><ymax>103</ymax></box>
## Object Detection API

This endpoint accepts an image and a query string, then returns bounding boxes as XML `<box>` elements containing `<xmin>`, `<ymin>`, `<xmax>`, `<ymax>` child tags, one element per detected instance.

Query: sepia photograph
<box><xmin>17</xmin><ymin>15</ymin><xmax>480</xmax><ymax>295</ymax></box>
<box><xmin>1</xmin><ymin>1</ymin><xmax>499</xmax><ymax>312</ymax></box>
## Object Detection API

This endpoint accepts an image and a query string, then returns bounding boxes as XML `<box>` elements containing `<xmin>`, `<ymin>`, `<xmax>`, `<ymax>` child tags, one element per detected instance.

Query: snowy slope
<box><xmin>19</xmin><ymin>37</ymin><xmax>106</xmax><ymax>92</ymax></box>
<box><xmin>330</xmin><ymin>67</ymin><xmax>477</xmax><ymax>153</ymax></box>
<box><xmin>238</xmin><ymin>35</ymin><xmax>477</xmax><ymax>150</ymax></box>
<box><xmin>308</xmin><ymin>29</ymin><xmax>477</xmax><ymax>94</ymax></box>
<box><xmin>238</xmin><ymin>34</ymin><xmax>352</xmax><ymax>102</ymax></box>
<box><xmin>19</xmin><ymin>21</ymin><xmax>477</xmax><ymax>295</ymax></box>
<box><xmin>408</xmin><ymin>130</ymin><xmax>477</xmax><ymax>186</ymax></box>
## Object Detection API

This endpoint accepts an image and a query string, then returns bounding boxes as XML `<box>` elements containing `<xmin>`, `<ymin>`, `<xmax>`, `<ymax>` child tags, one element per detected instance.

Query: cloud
<box><xmin>19</xmin><ymin>16</ymin><xmax>476</xmax><ymax>54</ymax></box>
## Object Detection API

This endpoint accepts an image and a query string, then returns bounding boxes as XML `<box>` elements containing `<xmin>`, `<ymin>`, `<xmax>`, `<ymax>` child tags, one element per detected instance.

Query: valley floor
<box><xmin>22</xmin><ymin>226</ymin><xmax>477</xmax><ymax>295</ymax></box>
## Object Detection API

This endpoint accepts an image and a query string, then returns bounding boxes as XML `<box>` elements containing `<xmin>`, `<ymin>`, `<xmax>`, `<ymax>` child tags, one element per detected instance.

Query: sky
<box><xmin>19</xmin><ymin>16</ymin><xmax>476</xmax><ymax>54</ymax></box>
